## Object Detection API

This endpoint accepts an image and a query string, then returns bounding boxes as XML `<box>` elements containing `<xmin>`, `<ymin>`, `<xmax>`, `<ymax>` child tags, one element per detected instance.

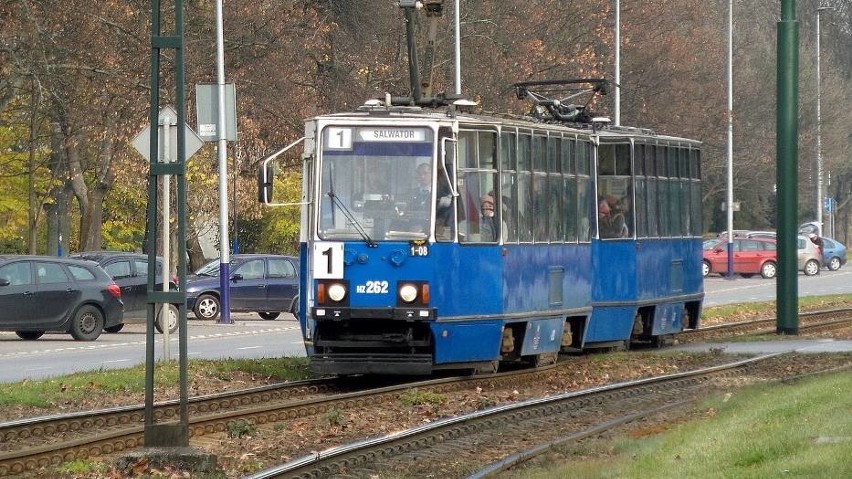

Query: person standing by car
<box><xmin>809</xmin><ymin>233</ymin><xmax>824</xmax><ymax>260</ymax></box>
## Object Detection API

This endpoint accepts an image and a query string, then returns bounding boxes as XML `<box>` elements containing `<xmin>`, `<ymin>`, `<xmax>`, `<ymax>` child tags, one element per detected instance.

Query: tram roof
<box><xmin>310</xmin><ymin>106</ymin><xmax>701</xmax><ymax>146</ymax></box>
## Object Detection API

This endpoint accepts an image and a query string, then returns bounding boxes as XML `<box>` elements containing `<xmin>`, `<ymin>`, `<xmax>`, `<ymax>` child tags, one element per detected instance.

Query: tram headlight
<box><xmin>327</xmin><ymin>283</ymin><xmax>347</xmax><ymax>302</ymax></box>
<box><xmin>398</xmin><ymin>283</ymin><xmax>418</xmax><ymax>303</ymax></box>
<box><xmin>317</xmin><ymin>280</ymin><xmax>349</xmax><ymax>305</ymax></box>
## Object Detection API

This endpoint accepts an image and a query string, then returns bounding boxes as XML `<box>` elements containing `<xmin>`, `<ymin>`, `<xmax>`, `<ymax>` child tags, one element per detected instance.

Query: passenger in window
<box><xmin>598</xmin><ymin>195</ymin><xmax>628</xmax><ymax>239</ymax></box>
<box><xmin>615</xmin><ymin>190</ymin><xmax>633</xmax><ymax>236</ymax></box>
<box><xmin>479</xmin><ymin>195</ymin><xmax>499</xmax><ymax>242</ymax></box>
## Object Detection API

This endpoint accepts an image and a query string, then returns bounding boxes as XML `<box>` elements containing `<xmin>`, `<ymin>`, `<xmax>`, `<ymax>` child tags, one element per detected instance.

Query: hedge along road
<box><xmin>0</xmin><ymin>313</ymin><xmax>305</xmax><ymax>383</ymax></box>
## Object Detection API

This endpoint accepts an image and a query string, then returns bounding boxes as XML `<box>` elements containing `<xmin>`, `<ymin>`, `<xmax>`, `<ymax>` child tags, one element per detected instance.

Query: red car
<box><xmin>703</xmin><ymin>237</ymin><xmax>778</xmax><ymax>278</ymax></box>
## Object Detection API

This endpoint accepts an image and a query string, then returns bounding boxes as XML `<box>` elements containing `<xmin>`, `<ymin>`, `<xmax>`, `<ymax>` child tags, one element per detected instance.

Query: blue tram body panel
<box><xmin>587</xmin><ymin>238</ymin><xmax>703</xmax><ymax>344</ymax></box>
<box><xmin>430</xmin><ymin>321</ymin><xmax>503</xmax><ymax>363</ymax></box>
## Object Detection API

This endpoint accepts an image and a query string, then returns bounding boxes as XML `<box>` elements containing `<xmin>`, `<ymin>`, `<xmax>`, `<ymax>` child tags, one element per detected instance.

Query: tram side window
<box><xmin>668</xmin><ymin>148</ymin><xmax>681</xmax><ymax>236</ymax></box>
<box><xmin>517</xmin><ymin>134</ymin><xmax>533</xmax><ymax>242</ymax></box>
<box><xmin>563</xmin><ymin>138</ymin><xmax>578</xmax><ymax>242</ymax></box>
<box><xmin>690</xmin><ymin>149</ymin><xmax>703</xmax><ymax>236</ymax></box>
<box><xmin>596</xmin><ymin>143</ymin><xmax>633</xmax><ymax>239</ymax></box>
<box><xmin>598</xmin><ymin>144</ymin><xmax>615</xmax><ymax>175</ymax></box>
<box><xmin>500</xmin><ymin>132</ymin><xmax>519</xmax><ymax>243</ymax></box>
<box><xmin>679</xmin><ymin>149</ymin><xmax>690</xmax><ymax>236</ymax></box>
<box><xmin>634</xmin><ymin>145</ymin><xmax>647</xmax><ymax>237</ymax></box>
<box><xmin>635</xmin><ymin>179</ymin><xmax>647</xmax><ymax>237</ymax></box>
<box><xmin>457</xmin><ymin>130</ymin><xmax>500</xmax><ymax>243</ymax></box>
<box><xmin>546</xmin><ymin>137</ymin><xmax>562</xmax><ymax>242</ymax></box>
<box><xmin>655</xmin><ymin>146</ymin><xmax>669</xmax><ymax>236</ymax></box>
<box><xmin>532</xmin><ymin>134</ymin><xmax>549</xmax><ymax>242</ymax></box>
<box><xmin>646</xmin><ymin>177</ymin><xmax>660</xmax><ymax>237</ymax></box>
<box><xmin>576</xmin><ymin>141</ymin><xmax>593</xmax><ymax>242</ymax></box>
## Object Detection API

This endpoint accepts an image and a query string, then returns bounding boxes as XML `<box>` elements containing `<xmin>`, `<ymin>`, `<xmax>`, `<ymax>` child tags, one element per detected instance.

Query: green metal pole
<box><xmin>776</xmin><ymin>0</ymin><xmax>799</xmax><ymax>334</ymax></box>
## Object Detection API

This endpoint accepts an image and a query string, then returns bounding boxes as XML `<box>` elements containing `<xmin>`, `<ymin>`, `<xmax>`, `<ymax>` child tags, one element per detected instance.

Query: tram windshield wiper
<box><xmin>327</xmin><ymin>191</ymin><xmax>377</xmax><ymax>248</ymax></box>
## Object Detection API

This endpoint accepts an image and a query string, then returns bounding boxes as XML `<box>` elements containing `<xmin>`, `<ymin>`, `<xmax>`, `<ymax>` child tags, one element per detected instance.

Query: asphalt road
<box><xmin>702</xmin><ymin>268</ymin><xmax>852</xmax><ymax>306</ymax></box>
<box><xmin>0</xmin><ymin>313</ymin><xmax>306</xmax><ymax>383</ymax></box>
<box><xmin>2</xmin><ymin>269</ymin><xmax>852</xmax><ymax>383</ymax></box>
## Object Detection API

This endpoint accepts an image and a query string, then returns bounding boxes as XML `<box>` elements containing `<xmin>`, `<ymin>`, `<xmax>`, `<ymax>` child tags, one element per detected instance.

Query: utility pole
<box><xmin>776</xmin><ymin>0</ymin><xmax>799</xmax><ymax>335</ymax></box>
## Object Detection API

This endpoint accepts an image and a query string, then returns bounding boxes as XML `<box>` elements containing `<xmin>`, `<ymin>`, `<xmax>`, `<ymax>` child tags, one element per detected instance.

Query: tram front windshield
<box><xmin>318</xmin><ymin>126</ymin><xmax>436</xmax><ymax>242</ymax></box>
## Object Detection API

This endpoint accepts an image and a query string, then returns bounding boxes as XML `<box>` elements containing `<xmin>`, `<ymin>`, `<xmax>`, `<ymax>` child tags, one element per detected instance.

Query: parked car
<box><xmin>704</xmin><ymin>235</ymin><xmax>823</xmax><ymax>279</ymax></box>
<box><xmin>703</xmin><ymin>237</ymin><xmax>778</xmax><ymax>278</ymax></box>
<box><xmin>716</xmin><ymin>229</ymin><xmax>750</xmax><ymax>239</ymax></box>
<box><xmin>70</xmin><ymin>251</ymin><xmax>178</xmax><ymax>334</ymax></box>
<box><xmin>703</xmin><ymin>239</ymin><xmax>719</xmax><ymax>250</ymax></box>
<box><xmin>797</xmin><ymin>236</ymin><xmax>822</xmax><ymax>276</ymax></box>
<box><xmin>745</xmin><ymin>230</ymin><xmax>776</xmax><ymax>239</ymax></box>
<box><xmin>820</xmin><ymin>237</ymin><xmax>847</xmax><ymax>271</ymax></box>
<box><xmin>185</xmin><ymin>254</ymin><xmax>299</xmax><ymax>321</ymax></box>
<box><xmin>0</xmin><ymin>255</ymin><xmax>123</xmax><ymax>340</ymax></box>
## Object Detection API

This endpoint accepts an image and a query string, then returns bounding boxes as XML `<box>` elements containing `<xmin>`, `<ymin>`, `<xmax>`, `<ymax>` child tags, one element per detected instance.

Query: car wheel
<box><xmin>15</xmin><ymin>331</ymin><xmax>44</xmax><ymax>340</ymax></box>
<box><xmin>803</xmin><ymin>259</ymin><xmax>820</xmax><ymax>276</ymax></box>
<box><xmin>70</xmin><ymin>305</ymin><xmax>104</xmax><ymax>341</ymax></box>
<box><xmin>702</xmin><ymin>261</ymin><xmax>710</xmax><ymax>278</ymax></box>
<box><xmin>156</xmin><ymin>304</ymin><xmax>179</xmax><ymax>334</ymax></box>
<box><xmin>258</xmin><ymin>311</ymin><xmax>280</xmax><ymax>320</ymax></box>
<box><xmin>193</xmin><ymin>294</ymin><xmax>220</xmax><ymax>320</ymax></box>
<box><xmin>828</xmin><ymin>257</ymin><xmax>842</xmax><ymax>271</ymax></box>
<box><xmin>290</xmin><ymin>296</ymin><xmax>299</xmax><ymax>315</ymax></box>
<box><xmin>760</xmin><ymin>261</ymin><xmax>777</xmax><ymax>279</ymax></box>
<box><xmin>104</xmin><ymin>324</ymin><xmax>125</xmax><ymax>333</ymax></box>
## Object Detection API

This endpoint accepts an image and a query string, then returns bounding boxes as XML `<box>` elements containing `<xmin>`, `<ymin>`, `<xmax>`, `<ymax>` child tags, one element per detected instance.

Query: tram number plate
<box><xmin>409</xmin><ymin>241</ymin><xmax>428</xmax><ymax>257</ymax></box>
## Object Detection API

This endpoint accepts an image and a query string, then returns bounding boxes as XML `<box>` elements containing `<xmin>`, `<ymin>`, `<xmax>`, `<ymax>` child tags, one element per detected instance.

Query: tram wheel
<box><xmin>532</xmin><ymin>352</ymin><xmax>558</xmax><ymax>367</ymax></box>
<box><xmin>472</xmin><ymin>360</ymin><xmax>499</xmax><ymax>375</ymax></box>
<box><xmin>653</xmin><ymin>334</ymin><xmax>674</xmax><ymax>348</ymax></box>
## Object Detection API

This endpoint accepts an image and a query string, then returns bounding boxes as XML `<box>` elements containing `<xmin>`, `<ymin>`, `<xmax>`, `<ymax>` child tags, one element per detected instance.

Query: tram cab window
<box><xmin>317</xmin><ymin>126</ymin><xmax>436</xmax><ymax>242</ymax></box>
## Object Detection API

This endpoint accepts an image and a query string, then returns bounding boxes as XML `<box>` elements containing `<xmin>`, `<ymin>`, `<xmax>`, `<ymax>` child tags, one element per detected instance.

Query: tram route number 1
<box><xmin>313</xmin><ymin>242</ymin><xmax>344</xmax><ymax>279</ymax></box>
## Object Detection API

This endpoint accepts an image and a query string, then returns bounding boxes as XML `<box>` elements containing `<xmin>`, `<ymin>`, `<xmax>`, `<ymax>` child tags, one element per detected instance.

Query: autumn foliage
<box><xmin>0</xmin><ymin>0</ymin><xmax>850</xmax><ymax>262</ymax></box>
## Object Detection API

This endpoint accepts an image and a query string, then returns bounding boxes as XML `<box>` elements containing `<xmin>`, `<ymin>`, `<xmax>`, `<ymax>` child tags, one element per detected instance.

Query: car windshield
<box><xmin>317</xmin><ymin>126</ymin><xmax>436</xmax><ymax>242</ymax></box>
<box><xmin>194</xmin><ymin>260</ymin><xmax>221</xmax><ymax>276</ymax></box>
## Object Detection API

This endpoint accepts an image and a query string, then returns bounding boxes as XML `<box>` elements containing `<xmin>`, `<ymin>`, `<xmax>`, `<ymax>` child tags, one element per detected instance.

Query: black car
<box><xmin>70</xmin><ymin>251</ymin><xmax>178</xmax><ymax>334</ymax></box>
<box><xmin>0</xmin><ymin>255</ymin><xmax>123</xmax><ymax>341</ymax></box>
<box><xmin>186</xmin><ymin>254</ymin><xmax>299</xmax><ymax>321</ymax></box>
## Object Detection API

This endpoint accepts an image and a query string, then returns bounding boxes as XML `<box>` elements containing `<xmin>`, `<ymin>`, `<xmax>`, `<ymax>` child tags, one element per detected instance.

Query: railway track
<box><xmin>247</xmin><ymin>353</ymin><xmax>852</xmax><ymax>478</ymax></box>
<box><xmin>1</xmin><ymin>311</ymin><xmax>850</xmax><ymax>476</ymax></box>
<box><xmin>0</xmin><ymin>366</ymin><xmax>559</xmax><ymax>476</ymax></box>
<box><xmin>680</xmin><ymin>307</ymin><xmax>852</xmax><ymax>342</ymax></box>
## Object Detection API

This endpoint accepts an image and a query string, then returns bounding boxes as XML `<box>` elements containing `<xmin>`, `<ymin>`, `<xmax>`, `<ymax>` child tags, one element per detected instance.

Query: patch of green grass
<box><xmin>321</xmin><ymin>407</ymin><xmax>344</xmax><ymax>426</ymax></box>
<box><xmin>399</xmin><ymin>388</ymin><xmax>447</xmax><ymax>406</ymax></box>
<box><xmin>702</xmin><ymin>293</ymin><xmax>852</xmax><ymax>325</ymax></box>
<box><xmin>54</xmin><ymin>458</ymin><xmax>110</xmax><ymax>475</ymax></box>
<box><xmin>501</xmin><ymin>371</ymin><xmax>852</xmax><ymax>478</ymax></box>
<box><xmin>227</xmin><ymin>418</ymin><xmax>257</xmax><ymax>438</ymax></box>
<box><xmin>0</xmin><ymin>357</ymin><xmax>312</xmax><ymax>409</ymax></box>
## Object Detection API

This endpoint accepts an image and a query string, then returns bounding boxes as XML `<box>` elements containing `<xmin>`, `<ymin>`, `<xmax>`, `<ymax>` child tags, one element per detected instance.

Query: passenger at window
<box><xmin>598</xmin><ymin>195</ymin><xmax>628</xmax><ymax>239</ymax></box>
<box><xmin>479</xmin><ymin>194</ymin><xmax>499</xmax><ymax>242</ymax></box>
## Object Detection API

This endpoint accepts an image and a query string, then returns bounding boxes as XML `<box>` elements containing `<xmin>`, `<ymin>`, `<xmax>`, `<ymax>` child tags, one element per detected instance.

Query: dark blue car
<box><xmin>186</xmin><ymin>254</ymin><xmax>299</xmax><ymax>321</ymax></box>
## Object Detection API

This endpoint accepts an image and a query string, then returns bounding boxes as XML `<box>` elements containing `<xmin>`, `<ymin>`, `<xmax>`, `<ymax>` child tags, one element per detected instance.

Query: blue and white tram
<box><xmin>259</xmin><ymin>82</ymin><xmax>703</xmax><ymax>376</ymax></box>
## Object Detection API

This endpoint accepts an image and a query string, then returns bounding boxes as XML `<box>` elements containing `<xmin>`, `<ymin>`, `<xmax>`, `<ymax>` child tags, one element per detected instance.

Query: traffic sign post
<box><xmin>132</xmin><ymin>106</ymin><xmax>203</xmax><ymax>163</ymax></box>
<box><xmin>133</xmin><ymin>106</ymin><xmax>203</xmax><ymax>363</ymax></box>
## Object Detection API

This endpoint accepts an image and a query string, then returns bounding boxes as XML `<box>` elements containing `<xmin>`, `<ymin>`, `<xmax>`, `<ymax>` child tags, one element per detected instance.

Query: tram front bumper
<box><xmin>311</xmin><ymin>306</ymin><xmax>435</xmax><ymax>321</ymax></box>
